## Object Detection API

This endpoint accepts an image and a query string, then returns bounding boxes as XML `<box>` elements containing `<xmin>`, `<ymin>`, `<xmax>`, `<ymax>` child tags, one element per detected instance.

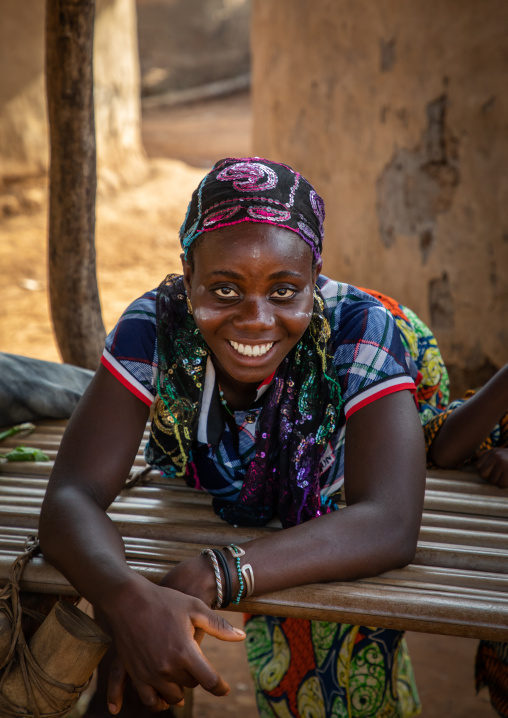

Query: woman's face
<box><xmin>182</xmin><ymin>223</ymin><xmax>321</xmax><ymax>387</ymax></box>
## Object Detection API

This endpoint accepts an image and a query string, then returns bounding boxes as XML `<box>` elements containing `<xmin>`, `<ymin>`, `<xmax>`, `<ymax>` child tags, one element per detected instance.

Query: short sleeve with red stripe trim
<box><xmin>317</xmin><ymin>276</ymin><xmax>417</xmax><ymax>420</ymax></box>
<box><xmin>101</xmin><ymin>289</ymin><xmax>158</xmax><ymax>407</ymax></box>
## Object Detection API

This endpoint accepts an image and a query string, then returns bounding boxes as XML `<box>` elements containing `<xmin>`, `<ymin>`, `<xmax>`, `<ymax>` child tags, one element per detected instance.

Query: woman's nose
<box><xmin>233</xmin><ymin>297</ymin><xmax>274</xmax><ymax>329</ymax></box>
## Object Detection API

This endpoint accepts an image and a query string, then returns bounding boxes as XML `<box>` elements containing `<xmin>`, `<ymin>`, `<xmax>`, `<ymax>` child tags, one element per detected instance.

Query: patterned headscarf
<box><xmin>179</xmin><ymin>157</ymin><xmax>325</xmax><ymax>262</ymax></box>
<box><xmin>146</xmin><ymin>158</ymin><xmax>342</xmax><ymax>529</ymax></box>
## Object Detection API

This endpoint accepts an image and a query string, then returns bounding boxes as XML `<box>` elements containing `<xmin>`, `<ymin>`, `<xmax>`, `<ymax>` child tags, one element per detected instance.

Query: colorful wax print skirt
<box><xmin>244</xmin><ymin>616</ymin><xmax>420</xmax><ymax>718</ymax></box>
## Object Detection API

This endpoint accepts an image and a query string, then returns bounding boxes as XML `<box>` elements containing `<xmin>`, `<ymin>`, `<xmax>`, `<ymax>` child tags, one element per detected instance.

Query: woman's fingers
<box><xmin>183</xmin><ymin>605</ymin><xmax>245</xmax><ymax>694</ymax></box>
<box><xmin>476</xmin><ymin>452</ymin><xmax>495</xmax><ymax>480</ymax></box>
<box><xmin>194</xmin><ymin>626</ymin><xmax>205</xmax><ymax>645</ymax></box>
<box><xmin>107</xmin><ymin>654</ymin><xmax>127</xmax><ymax>715</ymax></box>
<box><xmin>475</xmin><ymin>449</ymin><xmax>508</xmax><ymax>487</ymax></box>
<box><xmin>183</xmin><ymin>641</ymin><xmax>231</xmax><ymax>696</ymax></box>
<box><xmin>107</xmin><ymin>652</ymin><xmax>186</xmax><ymax>712</ymax></box>
<box><xmin>133</xmin><ymin>680</ymin><xmax>173</xmax><ymax>712</ymax></box>
<box><xmin>193</xmin><ymin>605</ymin><xmax>246</xmax><ymax>643</ymax></box>
<box><xmin>107</xmin><ymin>588</ymin><xmax>246</xmax><ymax>707</ymax></box>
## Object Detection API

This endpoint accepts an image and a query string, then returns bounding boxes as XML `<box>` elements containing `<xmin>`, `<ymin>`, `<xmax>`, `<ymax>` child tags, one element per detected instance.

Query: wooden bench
<box><xmin>1</xmin><ymin>419</ymin><xmax>507</xmax><ymax>647</ymax></box>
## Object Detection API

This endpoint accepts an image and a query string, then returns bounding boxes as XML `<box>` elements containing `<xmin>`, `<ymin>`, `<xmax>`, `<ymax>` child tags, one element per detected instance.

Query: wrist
<box><xmin>94</xmin><ymin>569</ymin><xmax>149</xmax><ymax>623</ymax></box>
<box><xmin>187</xmin><ymin>553</ymin><xmax>218</xmax><ymax>607</ymax></box>
<box><xmin>159</xmin><ymin>554</ymin><xmax>218</xmax><ymax>607</ymax></box>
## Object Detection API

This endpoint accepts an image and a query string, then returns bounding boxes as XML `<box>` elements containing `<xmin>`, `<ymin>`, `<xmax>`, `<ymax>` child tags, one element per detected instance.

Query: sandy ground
<box><xmin>0</xmin><ymin>92</ymin><xmax>497</xmax><ymax>717</ymax></box>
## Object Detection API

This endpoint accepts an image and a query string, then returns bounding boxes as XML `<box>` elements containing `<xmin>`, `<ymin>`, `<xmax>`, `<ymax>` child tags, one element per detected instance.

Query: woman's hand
<box><xmin>104</xmin><ymin>570</ymin><xmax>245</xmax><ymax>714</ymax></box>
<box><xmin>38</xmin><ymin>367</ymin><xmax>245</xmax><ymax>714</ymax></box>
<box><xmin>475</xmin><ymin>448</ymin><xmax>508</xmax><ymax>488</ymax></box>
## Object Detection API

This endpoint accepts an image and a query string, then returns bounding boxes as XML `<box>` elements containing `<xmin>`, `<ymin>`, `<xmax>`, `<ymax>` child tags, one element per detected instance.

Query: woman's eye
<box><xmin>214</xmin><ymin>287</ymin><xmax>238</xmax><ymax>298</ymax></box>
<box><xmin>271</xmin><ymin>288</ymin><xmax>296</xmax><ymax>299</ymax></box>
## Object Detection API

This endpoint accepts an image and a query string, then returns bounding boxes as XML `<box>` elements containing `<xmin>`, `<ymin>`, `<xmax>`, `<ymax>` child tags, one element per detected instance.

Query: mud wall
<box><xmin>251</xmin><ymin>0</ymin><xmax>508</xmax><ymax>394</ymax></box>
<box><xmin>0</xmin><ymin>0</ymin><xmax>145</xmax><ymax>190</ymax></box>
<box><xmin>137</xmin><ymin>0</ymin><xmax>251</xmax><ymax>97</ymax></box>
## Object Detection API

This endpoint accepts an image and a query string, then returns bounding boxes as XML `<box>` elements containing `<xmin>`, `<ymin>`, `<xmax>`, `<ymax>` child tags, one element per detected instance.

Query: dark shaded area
<box><xmin>380</xmin><ymin>38</ymin><xmax>396</xmax><ymax>72</ymax></box>
<box><xmin>429</xmin><ymin>271</ymin><xmax>454</xmax><ymax>330</ymax></box>
<box><xmin>447</xmin><ymin>358</ymin><xmax>499</xmax><ymax>400</ymax></box>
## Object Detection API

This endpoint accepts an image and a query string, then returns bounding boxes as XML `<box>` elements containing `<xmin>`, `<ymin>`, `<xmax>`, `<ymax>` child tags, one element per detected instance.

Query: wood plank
<box><xmin>2</xmin><ymin>421</ymin><xmax>508</xmax><ymax>642</ymax></box>
<box><xmin>0</xmin><ymin>554</ymin><xmax>505</xmax><ymax>641</ymax></box>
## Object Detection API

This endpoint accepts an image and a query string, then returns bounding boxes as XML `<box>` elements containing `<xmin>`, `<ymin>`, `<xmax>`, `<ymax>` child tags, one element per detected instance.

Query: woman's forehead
<box><xmin>193</xmin><ymin>223</ymin><xmax>314</xmax><ymax>268</ymax></box>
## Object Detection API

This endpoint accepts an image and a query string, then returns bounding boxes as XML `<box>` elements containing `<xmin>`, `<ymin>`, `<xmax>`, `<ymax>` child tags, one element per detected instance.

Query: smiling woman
<box><xmin>38</xmin><ymin>158</ymin><xmax>441</xmax><ymax>718</ymax></box>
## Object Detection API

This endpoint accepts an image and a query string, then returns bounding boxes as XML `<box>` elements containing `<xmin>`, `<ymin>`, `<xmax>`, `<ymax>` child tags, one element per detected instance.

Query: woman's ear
<box><xmin>181</xmin><ymin>252</ymin><xmax>193</xmax><ymax>296</ymax></box>
<box><xmin>313</xmin><ymin>258</ymin><xmax>323</xmax><ymax>285</ymax></box>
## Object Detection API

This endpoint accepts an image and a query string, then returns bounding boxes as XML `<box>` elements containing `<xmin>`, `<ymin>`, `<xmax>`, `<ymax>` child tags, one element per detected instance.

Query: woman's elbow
<box><xmin>428</xmin><ymin>441</ymin><xmax>458</xmax><ymax>469</ymax></box>
<box><xmin>392</xmin><ymin>538</ymin><xmax>418</xmax><ymax>569</ymax></box>
<box><xmin>388</xmin><ymin>522</ymin><xmax>420</xmax><ymax>569</ymax></box>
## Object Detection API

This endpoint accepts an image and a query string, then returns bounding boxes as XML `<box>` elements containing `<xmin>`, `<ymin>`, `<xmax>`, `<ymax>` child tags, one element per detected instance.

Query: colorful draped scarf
<box><xmin>145</xmin><ymin>274</ymin><xmax>342</xmax><ymax>529</ymax></box>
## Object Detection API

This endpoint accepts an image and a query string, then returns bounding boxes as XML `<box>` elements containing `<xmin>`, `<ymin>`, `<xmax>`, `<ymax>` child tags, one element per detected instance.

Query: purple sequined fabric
<box><xmin>179</xmin><ymin>157</ymin><xmax>325</xmax><ymax>262</ymax></box>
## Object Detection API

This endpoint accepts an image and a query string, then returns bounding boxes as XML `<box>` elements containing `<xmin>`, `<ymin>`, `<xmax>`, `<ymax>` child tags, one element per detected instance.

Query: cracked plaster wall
<box><xmin>252</xmin><ymin>0</ymin><xmax>508</xmax><ymax>395</ymax></box>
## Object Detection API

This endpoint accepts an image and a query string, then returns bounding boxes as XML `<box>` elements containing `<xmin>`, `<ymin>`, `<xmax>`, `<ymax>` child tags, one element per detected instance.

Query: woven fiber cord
<box><xmin>0</xmin><ymin>539</ymin><xmax>88</xmax><ymax>718</ymax></box>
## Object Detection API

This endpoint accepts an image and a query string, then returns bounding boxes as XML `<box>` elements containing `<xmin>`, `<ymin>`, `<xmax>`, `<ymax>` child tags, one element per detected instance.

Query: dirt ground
<box><xmin>0</xmin><ymin>92</ymin><xmax>497</xmax><ymax>717</ymax></box>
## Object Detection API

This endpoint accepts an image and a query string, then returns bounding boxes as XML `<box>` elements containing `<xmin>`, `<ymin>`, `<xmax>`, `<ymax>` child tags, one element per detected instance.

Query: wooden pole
<box><xmin>46</xmin><ymin>0</ymin><xmax>106</xmax><ymax>370</ymax></box>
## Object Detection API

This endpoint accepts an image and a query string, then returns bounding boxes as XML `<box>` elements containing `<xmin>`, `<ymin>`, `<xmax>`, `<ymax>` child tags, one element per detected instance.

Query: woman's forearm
<box><xmin>218</xmin><ymin>500</ymin><xmax>418</xmax><ymax>600</ymax></box>
<box><xmin>39</xmin><ymin>485</ymin><xmax>137</xmax><ymax>609</ymax></box>
<box><xmin>429</xmin><ymin>363</ymin><xmax>508</xmax><ymax>468</ymax></box>
<box><xmin>38</xmin><ymin>365</ymin><xmax>152</xmax><ymax>607</ymax></box>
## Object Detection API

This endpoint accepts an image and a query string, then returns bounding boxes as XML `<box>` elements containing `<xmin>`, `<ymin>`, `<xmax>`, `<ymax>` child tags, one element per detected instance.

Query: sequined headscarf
<box><xmin>145</xmin><ymin>158</ymin><xmax>342</xmax><ymax>528</ymax></box>
<box><xmin>179</xmin><ymin>157</ymin><xmax>324</xmax><ymax>262</ymax></box>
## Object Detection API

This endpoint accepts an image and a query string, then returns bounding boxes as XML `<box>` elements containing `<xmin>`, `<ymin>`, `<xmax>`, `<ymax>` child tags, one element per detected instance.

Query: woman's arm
<box><xmin>160</xmin><ymin>388</ymin><xmax>426</xmax><ymax>598</ymax></box>
<box><xmin>39</xmin><ymin>365</ymin><xmax>245</xmax><ymax>714</ymax></box>
<box><xmin>428</xmin><ymin>363</ymin><xmax>508</xmax><ymax>469</ymax></box>
<box><xmin>106</xmin><ymin>388</ymin><xmax>425</xmax><ymax>708</ymax></box>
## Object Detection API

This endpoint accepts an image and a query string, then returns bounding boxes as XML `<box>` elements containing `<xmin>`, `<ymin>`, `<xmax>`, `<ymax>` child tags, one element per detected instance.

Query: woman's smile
<box><xmin>228</xmin><ymin>340</ymin><xmax>275</xmax><ymax>358</ymax></box>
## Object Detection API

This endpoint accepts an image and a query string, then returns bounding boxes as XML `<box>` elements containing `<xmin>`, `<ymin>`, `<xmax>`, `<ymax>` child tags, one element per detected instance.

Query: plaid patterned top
<box><xmin>102</xmin><ymin>276</ymin><xmax>416</xmax><ymax>504</ymax></box>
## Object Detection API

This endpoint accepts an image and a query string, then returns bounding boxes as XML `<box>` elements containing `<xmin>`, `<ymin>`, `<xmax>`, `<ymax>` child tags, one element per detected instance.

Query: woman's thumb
<box><xmin>194</xmin><ymin>607</ymin><xmax>246</xmax><ymax>642</ymax></box>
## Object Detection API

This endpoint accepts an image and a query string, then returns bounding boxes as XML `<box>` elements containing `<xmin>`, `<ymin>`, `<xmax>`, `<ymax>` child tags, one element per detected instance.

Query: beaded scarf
<box><xmin>145</xmin><ymin>274</ymin><xmax>343</xmax><ymax>528</ymax></box>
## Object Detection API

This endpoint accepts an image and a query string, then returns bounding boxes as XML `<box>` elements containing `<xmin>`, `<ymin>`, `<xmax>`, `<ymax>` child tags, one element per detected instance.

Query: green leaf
<box><xmin>0</xmin><ymin>446</ymin><xmax>50</xmax><ymax>462</ymax></box>
<box><xmin>0</xmin><ymin>423</ymin><xmax>36</xmax><ymax>442</ymax></box>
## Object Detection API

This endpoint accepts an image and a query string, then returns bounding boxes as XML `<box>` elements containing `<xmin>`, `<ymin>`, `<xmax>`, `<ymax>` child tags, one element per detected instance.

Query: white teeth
<box><xmin>229</xmin><ymin>341</ymin><xmax>274</xmax><ymax>357</ymax></box>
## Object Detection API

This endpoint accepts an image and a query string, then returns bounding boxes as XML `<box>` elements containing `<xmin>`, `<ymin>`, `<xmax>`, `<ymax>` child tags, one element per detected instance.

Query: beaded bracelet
<box><xmin>224</xmin><ymin>544</ymin><xmax>255</xmax><ymax>604</ymax></box>
<box><xmin>202</xmin><ymin>548</ymin><xmax>223</xmax><ymax>609</ymax></box>
<box><xmin>212</xmin><ymin>549</ymin><xmax>232</xmax><ymax>609</ymax></box>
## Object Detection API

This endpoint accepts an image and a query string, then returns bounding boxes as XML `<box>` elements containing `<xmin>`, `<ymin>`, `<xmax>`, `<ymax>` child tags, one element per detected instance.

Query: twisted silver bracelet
<box><xmin>202</xmin><ymin>548</ymin><xmax>223</xmax><ymax>608</ymax></box>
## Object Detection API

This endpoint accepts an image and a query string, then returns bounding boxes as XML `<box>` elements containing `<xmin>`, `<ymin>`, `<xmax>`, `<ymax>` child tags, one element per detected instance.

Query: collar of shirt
<box><xmin>196</xmin><ymin>357</ymin><xmax>275</xmax><ymax>446</ymax></box>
